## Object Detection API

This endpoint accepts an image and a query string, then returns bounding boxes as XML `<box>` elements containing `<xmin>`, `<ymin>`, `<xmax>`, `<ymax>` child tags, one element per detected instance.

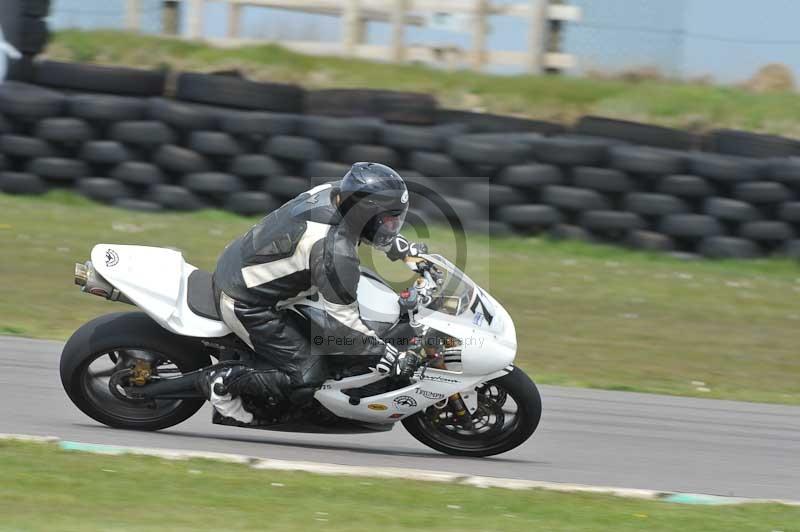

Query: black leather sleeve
<box><xmin>310</xmin><ymin>226</ymin><xmax>387</xmax><ymax>358</ymax></box>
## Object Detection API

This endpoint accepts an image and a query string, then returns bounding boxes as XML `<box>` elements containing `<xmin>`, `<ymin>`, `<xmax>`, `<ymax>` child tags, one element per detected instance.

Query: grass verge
<box><xmin>1</xmin><ymin>440</ymin><xmax>798</xmax><ymax>532</ymax></box>
<box><xmin>43</xmin><ymin>29</ymin><xmax>800</xmax><ymax>137</ymax></box>
<box><xmin>1</xmin><ymin>191</ymin><xmax>799</xmax><ymax>404</ymax></box>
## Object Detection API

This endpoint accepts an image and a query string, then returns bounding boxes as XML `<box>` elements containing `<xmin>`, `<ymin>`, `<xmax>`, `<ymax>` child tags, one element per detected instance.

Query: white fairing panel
<box><xmin>91</xmin><ymin>244</ymin><xmax>231</xmax><ymax>338</ymax></box>
<box><xmin>285</xmin><ymin>273</ymin><xmax>401</xmax><ymax>327</ymax></box>
<box><xmin>411</xmin><ymin>287</ymin><xmax>516</xmax><ymax>376</ymax></box>
<box><xmin>314</xmin><ymin>367</ymin><xmax>512</xmax><ymax>424</ymax></box>
<box><xmin>357</xmin><ymin>275</ymin><xmax>401</xmax><ymax>324</ymax></box>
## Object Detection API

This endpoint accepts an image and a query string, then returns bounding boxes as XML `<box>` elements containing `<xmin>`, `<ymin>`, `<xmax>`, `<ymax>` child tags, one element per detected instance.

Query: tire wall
<box><xmin>3</xmin><ymin>61</ymin><xmax>800</xmax><ymax>260</ymax></box>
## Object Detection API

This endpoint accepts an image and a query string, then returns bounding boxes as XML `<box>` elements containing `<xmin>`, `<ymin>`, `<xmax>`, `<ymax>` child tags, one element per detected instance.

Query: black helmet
<box><xmin>338</xmin><ymin>162</ymin><xmax>408</xmax><ymax>248</ymax></box>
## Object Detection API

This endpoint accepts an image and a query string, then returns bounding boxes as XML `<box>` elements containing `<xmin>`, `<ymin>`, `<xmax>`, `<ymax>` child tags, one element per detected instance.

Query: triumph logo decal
<box><xmin>393</xmin><ymin>395</ymin><xmax>417</xmax><ymax>409</ymax></box>
<box><xmin>105</xmin><ymin>249</ymin><xmax>119</xmax><ymax>267</ymax></box>
<box><xmin>415</xmin><ymin>389</ymin><xmax>446</xmax><ymax>401</ymax></box>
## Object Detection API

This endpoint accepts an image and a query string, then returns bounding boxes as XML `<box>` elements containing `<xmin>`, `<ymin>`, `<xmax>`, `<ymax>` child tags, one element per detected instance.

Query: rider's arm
<box><xmin>311</xmin><ymin>227</ymin><xmax>396</xmax><ymax>360</ymax></box>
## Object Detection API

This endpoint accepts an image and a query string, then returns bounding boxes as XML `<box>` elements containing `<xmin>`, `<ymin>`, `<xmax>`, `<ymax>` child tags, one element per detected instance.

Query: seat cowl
<box><xmin>187</xmin><ymin>269</ymin><xmax>221</xmax><ymax>321</ymax></box>
<box><xmin>90</xmin><ymin>244</ymin><xmax>230</xmax><ymax>337</ymax></box>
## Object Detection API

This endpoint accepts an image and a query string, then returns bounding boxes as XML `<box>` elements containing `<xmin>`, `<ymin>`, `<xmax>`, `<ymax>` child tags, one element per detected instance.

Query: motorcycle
<box><xmin>60</xmin><ymin>243</ymin><xmax>541</xmax><ymax>457</ymax></box>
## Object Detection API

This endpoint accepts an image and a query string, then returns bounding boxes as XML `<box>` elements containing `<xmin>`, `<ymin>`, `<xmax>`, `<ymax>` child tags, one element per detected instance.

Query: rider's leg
<box><xmin>233</xmin><ymin>304</ymin><xmax>326</xmax><ymax>399</ymax></box>
<box><xmin>211</xmin><ymin>294</ymin><xmax>291</xmax><ymax>423</ymax></box>
<box><xmin>214</xmin><ymin>294</ymin><xmax>324</xmax><ymax>423</ymax></box>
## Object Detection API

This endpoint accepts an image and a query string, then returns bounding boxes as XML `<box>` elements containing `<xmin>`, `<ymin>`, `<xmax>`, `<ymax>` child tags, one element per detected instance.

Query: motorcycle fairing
<box><xmin>91</xmin><ymin>244</ymin><xmax>231</xmax><ymax>338</ymax></box>
<box><xmin>313</xmin><ymin>366</ymin><xmax>513</xmax><ymax>424</ymax></box>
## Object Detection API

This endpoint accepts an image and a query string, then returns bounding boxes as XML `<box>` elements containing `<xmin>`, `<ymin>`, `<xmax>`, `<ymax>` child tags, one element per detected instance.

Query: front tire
<box><xmin>60</xmin><ymin>312</ymin><xmax>212</xmax><ymax>431</ymax></box>
<box><xmin>402</xmin><ymin>368</ymin><xmax>541</xmax><ymax>457</ymax></box>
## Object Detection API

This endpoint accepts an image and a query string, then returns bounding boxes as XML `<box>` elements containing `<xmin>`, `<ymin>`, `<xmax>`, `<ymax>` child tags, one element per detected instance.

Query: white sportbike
<box><xmin>61</xmin><ymin>244</ymin><xmax>541</xmax><ymax>457</ymax></box>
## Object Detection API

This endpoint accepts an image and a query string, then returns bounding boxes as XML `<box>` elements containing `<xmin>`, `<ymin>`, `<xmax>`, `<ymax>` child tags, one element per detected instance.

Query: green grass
<box><xmin>43</xmin><ymin>29</ymin><xmax>800</xmax><ymax>137</ymax></box>
<box><xmin>1</xmin><ymin>440</ymin><xmax>797</xmax><ymax>532</ymax></box>
<box><xmin>2</xmin><ymin>191</ymin><xmax>799</xmax><ymax>404</ymax></box>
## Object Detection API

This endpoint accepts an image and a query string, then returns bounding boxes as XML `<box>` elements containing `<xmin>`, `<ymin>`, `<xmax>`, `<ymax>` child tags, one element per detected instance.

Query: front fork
<box><xmin>421</xmin><ymin>347</ymin><xmax>476</xmax><ymax>429</ymax></box>
<box><xmin>448</xmin><ymin>392</ymin><xmax>475</xmax><ymax>429</ymax></box>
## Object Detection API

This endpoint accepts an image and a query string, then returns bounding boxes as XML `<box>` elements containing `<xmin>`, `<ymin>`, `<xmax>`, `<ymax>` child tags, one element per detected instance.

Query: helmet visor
<box><xmin>365</xmin><ymin>211</ymin><xmax>407</xmax><ymax>248</ymax></box>
<box><xmin>380</xmin><ymin>212</ymin><xmax>404</xmax><ymax>233</ymax></box>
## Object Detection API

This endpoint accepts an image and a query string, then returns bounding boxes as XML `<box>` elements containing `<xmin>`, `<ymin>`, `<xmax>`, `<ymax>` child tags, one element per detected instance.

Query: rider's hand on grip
<box><xmin>376</xmin><ymin>345</ymin><xmax>421</xmax><ymax>379</ymax></box>
<box><xmin>403</xmin><ymin>242</ymin><xmax>428</xmax><ymax>272</ymax></box>
<box><xmin>375</xmin><ymin>344</ymin><xmax>398</xmax><ymax>375</ymax></box>
<box><xmin>395</xmin><ymin>350</ymin><xmax>422</xmax><ymax>378</ymax></box>
<box><xmin>387</xmin><ymin>235</ymin><xmax>428</xmax><ymax>268</ymax></box>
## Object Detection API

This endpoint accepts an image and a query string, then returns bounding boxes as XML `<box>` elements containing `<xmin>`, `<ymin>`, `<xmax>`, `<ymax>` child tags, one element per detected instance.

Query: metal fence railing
<box><xmin>50</xmin><ymin>0</ymin><xmax>166</xmax><ymax>35</ymax></box>
<box><xmin>49</xmin><ymin>1</ymin><xmax>581</xmax><ymax>74</ymax></box>
<box><xmin>46</xmin><ymin>0</ymin><xmax>800</xmax><ymax>83</ymax></box>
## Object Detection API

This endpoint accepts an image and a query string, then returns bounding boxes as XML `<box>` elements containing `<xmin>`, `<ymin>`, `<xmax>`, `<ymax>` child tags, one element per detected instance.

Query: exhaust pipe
<box><xmin>74</xmin><ymin>261</ymin><xmax>133</xmax><ymax>305</ymax></box>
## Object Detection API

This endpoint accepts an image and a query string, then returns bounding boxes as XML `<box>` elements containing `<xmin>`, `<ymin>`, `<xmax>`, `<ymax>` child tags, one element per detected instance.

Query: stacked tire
<box><xmin>3</xmin><ymin>63</ymin><xmax>800</xmax><ymax>258</ymax></box>
<box><xmin>0</xmin><ymin>71</ymin><xmax>307</xmax><ymax>212</ymax></box>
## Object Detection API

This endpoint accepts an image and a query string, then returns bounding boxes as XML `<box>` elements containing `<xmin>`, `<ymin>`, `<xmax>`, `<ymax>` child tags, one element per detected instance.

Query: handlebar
<box><xmin>402</xmin><ymin>255</ymin><xmax>426</xmax><ymax>268</ymax></box>
<box><xmin>398</xmin><ymin>257</ymin><xmax>443</xmax><ymax>317</ymax></box>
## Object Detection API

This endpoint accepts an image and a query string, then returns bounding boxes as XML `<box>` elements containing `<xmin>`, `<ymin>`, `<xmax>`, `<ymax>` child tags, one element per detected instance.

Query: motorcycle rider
<box><xmin>208</xmin><ymin>162</ymin><xmax>427</xmax><ymax>424</ymax></box>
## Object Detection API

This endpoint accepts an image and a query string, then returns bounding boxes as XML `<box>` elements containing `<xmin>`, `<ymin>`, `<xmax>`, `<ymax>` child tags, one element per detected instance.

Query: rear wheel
<box><xmin>60</xmin><ymin>312</ymin><xmax>212</xmax><ymax>431</ymax></box>
<box><xmin>402</xmin><ymin>368</ymin><xmax>541</xmax><ymax>457</ymax></box>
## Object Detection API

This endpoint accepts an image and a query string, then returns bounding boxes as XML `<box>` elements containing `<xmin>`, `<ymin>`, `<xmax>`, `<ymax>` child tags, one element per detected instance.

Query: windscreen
<box><xmin>423</xmin><ymin>254</ymin><xmax>476</xmax><ymax>316</ymax></box>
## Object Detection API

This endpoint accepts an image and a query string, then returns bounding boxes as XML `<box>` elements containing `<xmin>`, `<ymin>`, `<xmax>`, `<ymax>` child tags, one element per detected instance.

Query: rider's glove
<box><xmin>386</xmin><ymin>235</ymin><xmax>428</xmax><ymax>265</ymax></box>
<box><xmin>376</xmin><ymin>345</ymin><xmax>421</xmax><ymax>379</ymax></box>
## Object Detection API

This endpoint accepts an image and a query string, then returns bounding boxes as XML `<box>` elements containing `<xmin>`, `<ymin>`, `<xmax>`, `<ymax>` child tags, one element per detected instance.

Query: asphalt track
<box><xmin>2</xmin><ymin>336</ymin><xmax>798</xmax><ymax>500</ymax></box>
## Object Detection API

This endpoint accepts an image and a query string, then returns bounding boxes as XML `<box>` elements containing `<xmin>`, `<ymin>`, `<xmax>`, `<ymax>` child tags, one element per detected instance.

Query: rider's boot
<box><xmin>201</xmin><ymin>365</ymin><xmax>254</xmax><ymax>424</ymax></box>
<box><xmin>199</xmin><ymin>365</ymin><xmax>292</xmax><ymax>426</ymax></box>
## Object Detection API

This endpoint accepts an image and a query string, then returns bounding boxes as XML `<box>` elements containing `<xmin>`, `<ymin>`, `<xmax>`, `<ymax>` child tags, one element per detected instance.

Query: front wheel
<box><xmin>402</xmin><ymin>368</ymin><xmax>541</xmax><ymax>457</ymax></box>
<box><xmin>60</xmin><ymin>312</ymin><xmax>212</xmax><ymax>431</ymax></box>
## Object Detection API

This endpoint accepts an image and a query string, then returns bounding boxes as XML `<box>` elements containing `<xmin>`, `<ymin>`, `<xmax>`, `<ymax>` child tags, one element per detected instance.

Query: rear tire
<box><xmin>60</xmin><ymin>312</ymin><xmax>211</xmax><ymax>431</ymax></box>
<box><xmin>402</xmin><ymin>368</ymin><xmax>541</xmax><ymax>457</ymax></box>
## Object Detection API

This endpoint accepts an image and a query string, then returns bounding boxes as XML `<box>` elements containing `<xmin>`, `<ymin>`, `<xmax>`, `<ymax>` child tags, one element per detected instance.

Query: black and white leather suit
<box><xmin>212</xmin><ymin>181</ymin><xmax>410</xmax><ymax>401</ymax></box>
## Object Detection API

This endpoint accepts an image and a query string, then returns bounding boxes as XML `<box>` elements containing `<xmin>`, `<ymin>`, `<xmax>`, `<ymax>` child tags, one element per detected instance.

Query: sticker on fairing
<box><xmin>393</xmin><ymin>395</ymin><xmax>417</xmax><ymax>409</ymax></box>
<box><xmin>415</xmin><ymin>389</ymin><xmax>446</xmax><ymax>401</ymax></box>
<box><xmin>470</xmin><ymin>291</ymin><xmax>494</xmax><ymax>325</ymax></box>
<box><xmin>105</xmin><ymin>249</ymin><xmax>119</xmax><ymax>267</ymax></box>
